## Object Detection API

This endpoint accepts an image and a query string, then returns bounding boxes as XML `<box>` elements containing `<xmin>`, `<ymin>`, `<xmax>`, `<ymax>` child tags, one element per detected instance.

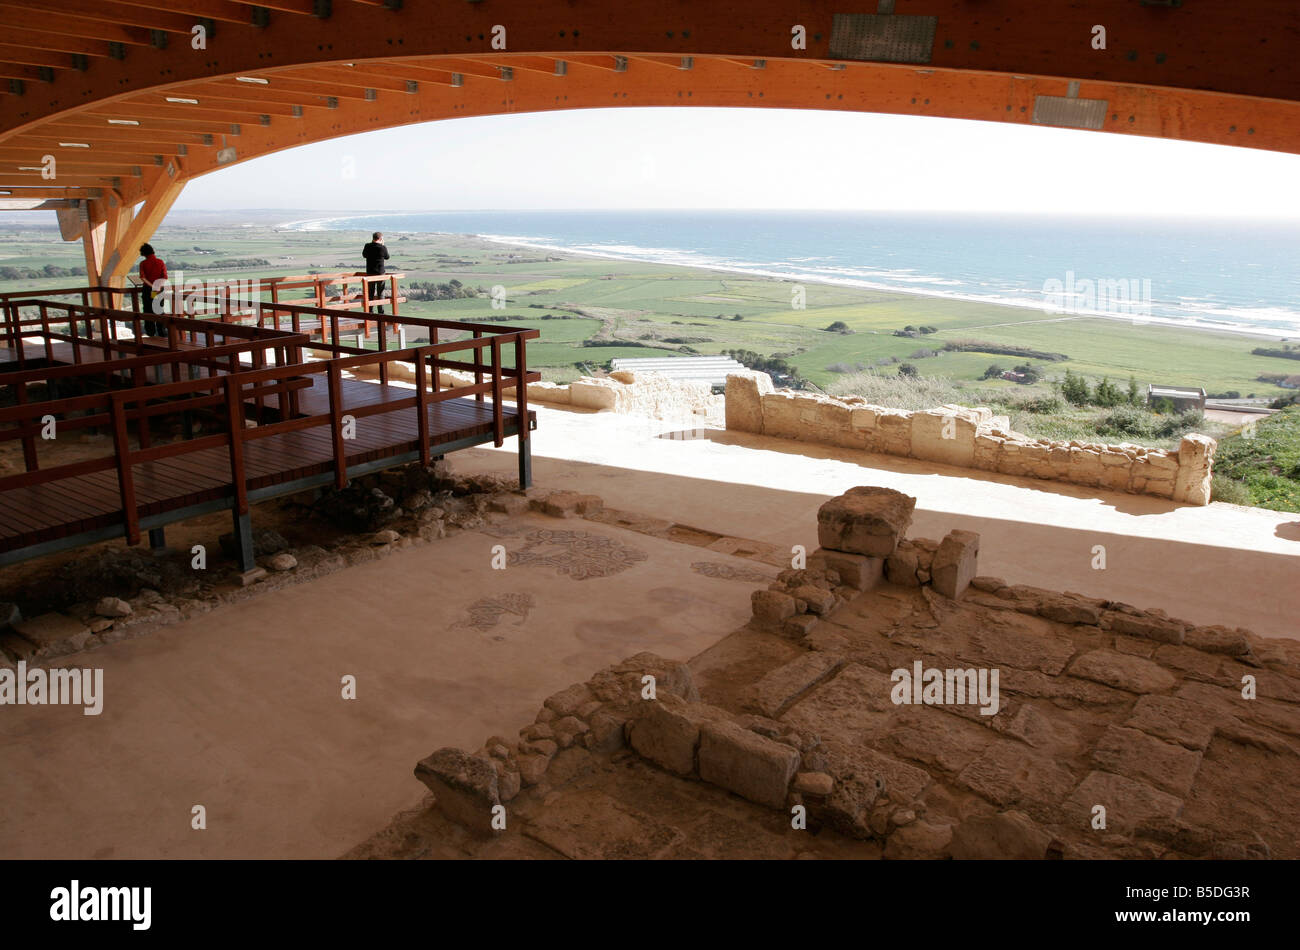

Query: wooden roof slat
<box><xmin>365</xmin><ymin>61</ymin><xmax>464</xmax><ymax>86</ymax></box>
<box><xmin>48</xmin><ymin>115</ymin><xmax>247</xmax><ymax>133</ymax></box>
<box><xmin>0</xmin><ymin>44</ymin><xmax>79</xmax><ymax>70</ymax></box>
<box><xmin>278</xmin><ymin>64</ymin><xmax>418</xmax><ymax>94</ymax></box>
<box><xmin>0</xmin><ymin>147</ymin><xmax>171</xmax><ymax>163</ymax></box>
<box><xmin>104</xmin><ymin>0</ymin><xmax>261</xmax><ymax>27</ymax></box>
<box><xmin>182</xmin><ymin>79</ymin><xmax>366</xmax><ymax>105</ymax></box>
<box><xmin>229</xmin><ymin>0</ymin><xmax>320</xmax><ymax>15</ymax></box>
<box><xmin>107</xmin><ymin>100</ymin><xmax>313</xmax><ymax>120</ymax></box>
<box><xmin>434</xmin><ymin>58</ymin><xmax>514</xmax><ymax>81</ymax></box>
<box><xmin>3</xmin><ymin>0</ymin><xmax>210</xmax><ymax>35</ymax></box>
<box><xmin>0</xmin><ymin>63</ymin><xmax>47</xmax><ymax>82</ymax></box>
<box><xmin>12</xmin><ymin>134</ymin><xmax>206</xmax><ymax>150</ymax></box>
<box><xmin>0</xmin><ymin>27</ymin><xmax>116</xmax><ymax>58</ymax></box>
<box><xmin>0</xmin><ymin>5</ymin><xmax>155</xmax><ymax>46</ymax></box>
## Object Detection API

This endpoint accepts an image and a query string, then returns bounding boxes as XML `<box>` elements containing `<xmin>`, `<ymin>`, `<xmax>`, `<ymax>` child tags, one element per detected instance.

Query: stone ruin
<box><xmin>725</xmin><ymin>372</ymin><xmax>1216</xmax><ymax>505</ymax></box>
<box><xmin>409</xmin><ymin>484</ymin><xmax>1300</xmax><ymax>859</ymax></box>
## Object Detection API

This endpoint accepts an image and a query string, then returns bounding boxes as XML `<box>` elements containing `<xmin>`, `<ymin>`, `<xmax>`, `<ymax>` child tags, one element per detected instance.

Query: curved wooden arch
<box><xmin>0</xmin><ymin>0</ymin><xmax>1296</xmax><ymax>282</ymax></box>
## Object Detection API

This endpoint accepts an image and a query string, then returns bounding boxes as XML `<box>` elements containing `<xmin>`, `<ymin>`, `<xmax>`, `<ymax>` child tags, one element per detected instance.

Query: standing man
<box><xmin>138</xmin><ymin>243</ymin><xmax>168</xmax><ymax>337</ymax></box>
<box><xmin>361</xmin><ymin>231</ymin><xmax>389</xmax><ymax>316</ymax></box>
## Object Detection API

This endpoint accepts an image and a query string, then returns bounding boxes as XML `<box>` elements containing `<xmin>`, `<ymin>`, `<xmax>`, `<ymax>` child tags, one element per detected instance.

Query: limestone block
<box><xmin>972</xmin><ymin>432</ymin><xmax>1003</xmax><ymax>471</ymax></box>
<box><xmin>1067</xmin><ymin>446</ymin><xmax>1104</xmax><ymax>487</ymax></box>
<box><xmin>931</xmin><ymin>529</ymin><xmax>980</xmax><ymax>599</ymax></box>
<box><xmin>752</xmin><ymin>589</ymin><xmax>797</xmax><ymax>624</ymax></box>
<box><xmin>1106</xmin><ymin>611</ymin><xmax>1184</xmax><ymax>645</ymax></box>
<box><xmin>1064</xmin><ymin>770</ymin><xmax>1183</xmax><ymax>835</ymax></box>
<box><xmin>850</xmin><ymin>406</ymin><xmax>879</xmax><ymax>431</ymax></box>
<box><xmin>789</xmin><ymin>585</ymin><xmax>836</xmax><ymax>616</ymax></box>
<box><xmin>626</xmin><ymin>694</ymin><xmax>726</xmax><ymax>777</ymax></box>
<box><xmin>1067</xmin><ymin>650</ymin><xmax>1177</xmax><ymax>693</ymax></box>
<box><xmin>995</xmin><ymin>440</ymin><xmax>1032</xmax><ymax>477</ymax></box>
<box><xmin>816</xmin><ymin>486</ymin><xmax>916</xmax><ymax>557</ymax></box>
<box><xmin>884</xmin><ymin>544</ymin><xmax>922</xmax><ymax>587</ymax></box>
<box><xmin>874</xmin><ymin>409</ymin><xmax>913</xmax><ymax>456</ymax></box>
<box><xmin>883</xmin><ymin>820</ymin><xmax>954</xmax><ymax>859</ymax></box>
<box><xmin>698</xmin><ymin>718</ymin><xmax>801</xmax><ymax>809</ymax></box>
<box><xmin>949</xmin><ymin>811</ymin><xmax>1053</xmax><ymax>860</ymax></box>
<box><xmin>910</xmin><ymin>408</ymin><xmax>977</xmax><ymax>468</ymax></box>
<box><xmin>809</xmin><ymin>548</ymin><xmax>883</xmax><ymax>591</ymax></box>
<box><xmin>749</xmin><ymin>652</ymin><xmax>844</xmax><ymax>718</ymax></box>
<box><xmin>526</xmin><ymin>380</ymin><xmax>571</xmax><ymax>405</ymax></box>
<box><xmin>95</xmin><ymin>597</ymin><xmax>132</xmax><ymax>618</ymax></box>
<box><xmin>1173</xmin><ymin>434</ymin><xmax>1216</xmax><ymax>505</ymax></box>
<box><xmin>414</xmin><ymin>748</ymin><xmax>501</xmax><ymax>835</ymax></box>
<box><xmin>568</xmin><ymin>378</ymin><xmax>619</xmax><ymax>411</ymax></box>
<box><xmin>724</xmin><ymin>371</ymin><xmax>773</xmax><ymax>433</ymax></box>
<box><xmin>11</xmin><ymin>613</ymin><xmax>91</xmax><ymax>658</ymax></box>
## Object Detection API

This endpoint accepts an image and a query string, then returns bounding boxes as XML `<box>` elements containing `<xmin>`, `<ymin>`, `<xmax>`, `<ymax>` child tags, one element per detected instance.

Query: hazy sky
<box><xmin>174</xmin><ymin>106</ymin><xmax>1300</xmax><ymax>218</ymax></box>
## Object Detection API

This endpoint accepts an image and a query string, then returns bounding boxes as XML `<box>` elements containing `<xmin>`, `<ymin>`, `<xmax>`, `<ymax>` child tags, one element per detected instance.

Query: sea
<box><xmin>285</xmin><ymin>210</ymin><xmax>1300</xmax><ymax>338</ymax></box>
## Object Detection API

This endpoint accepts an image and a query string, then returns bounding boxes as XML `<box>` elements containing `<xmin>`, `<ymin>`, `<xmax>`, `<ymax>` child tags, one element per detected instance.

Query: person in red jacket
<box><xmin>138</xmin><ymin>243</ymin><xmax>168</xmax><ymax>337</ymax></box>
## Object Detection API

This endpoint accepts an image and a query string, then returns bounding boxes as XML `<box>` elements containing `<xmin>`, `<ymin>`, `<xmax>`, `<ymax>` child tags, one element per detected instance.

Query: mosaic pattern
<box><xmin>455</xmin><ymin>592</ymin><xmax>536</xmax><ymax>631</ymax></box>
<box><xmin>690</xmin><ymin>561</ymin><xmax>774</xmax><ymax>584</ymax></box>
<box><xmin>507</xmin><ymin>528</ymin><xmax>648</xmax><ymax>581</ymax></box>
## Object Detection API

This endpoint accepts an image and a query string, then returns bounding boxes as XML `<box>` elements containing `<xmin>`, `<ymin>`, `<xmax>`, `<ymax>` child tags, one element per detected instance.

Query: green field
<box><xmin>1212</xmin><ymin>406</ymin><xmax>1300</xmax><ymax>512</ymax></box>
<box><xmin>3</xmin><ymin>221</ymin><xmax>1296</xmax><ymax>398</ymax></box>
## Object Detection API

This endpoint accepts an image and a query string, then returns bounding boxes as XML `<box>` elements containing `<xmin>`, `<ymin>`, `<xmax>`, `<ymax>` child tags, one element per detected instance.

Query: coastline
<box><xmin>277</xmin><ymin>213</ymin><xmax>1296</xmax><ymax>344</ymax></box>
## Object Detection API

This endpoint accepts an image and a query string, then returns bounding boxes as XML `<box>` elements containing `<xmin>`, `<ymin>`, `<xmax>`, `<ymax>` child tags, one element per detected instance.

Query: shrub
<box><xmin>1013</xmin><ymin>394</ymin><xmax>1064</xmax><ymax>414</ymax></box>
<box><xmin>1093</xmin><ymin>376</ymin><xmax>1126</xmax><ymax>408</ymax></box>
<box><xmin>1211</xmin><ymin>475</ymin><xmax>1254</xmax><ymax>506</ymax></box>
<box><xmin>1096</xmin><ymin>405</ymin><xmax>1153</xmax><ymax>438</ymax></box>
<box><xmin>824</xmin><ymin>320</ymin><xmax>851</xmax><ymax>333</ymax></box>
<box><xmin>898</xmin><ymin>363</ymin><xmax>919</xmax><ymax>378</ymax></box>
<box><xmin>1061</xmin><ymin>369</ymin><xmax>1091</xmax><ymax>406</ymax></box>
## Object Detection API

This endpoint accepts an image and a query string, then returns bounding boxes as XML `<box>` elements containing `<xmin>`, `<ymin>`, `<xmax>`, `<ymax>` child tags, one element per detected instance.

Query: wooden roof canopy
<box><xmin>0</xmin><ymin>0</ymin><xmax>1297</xmax><ymax>283</ymax></box>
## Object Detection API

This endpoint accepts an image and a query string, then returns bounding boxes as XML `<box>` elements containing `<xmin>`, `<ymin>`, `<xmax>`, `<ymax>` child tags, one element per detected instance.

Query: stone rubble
<box><xmin>400</xmin><ymin>484</ymin><xmax>1300</xmax><ymax>860</ymax></box>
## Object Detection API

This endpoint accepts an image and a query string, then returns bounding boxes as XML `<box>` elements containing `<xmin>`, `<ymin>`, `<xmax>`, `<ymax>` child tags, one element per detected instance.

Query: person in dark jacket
<box><xmin>138</xmin><ymin>243</ymin><xmax>168</xmax><ymax>337</ymax></box>
<box><xmin>361</xmin><ymin>232</ymin><xmax>389</xmax><ymax>315</ymax></box>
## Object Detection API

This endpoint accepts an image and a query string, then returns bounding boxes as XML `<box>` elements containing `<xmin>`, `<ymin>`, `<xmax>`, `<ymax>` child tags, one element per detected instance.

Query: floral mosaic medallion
<box><xmin>506</xmin><ymin>529</ymin><xmax>648</xmax><ymax>581</ymax></box>
<box><xmin>453</xmin><ymin>592</ymin><xmax>536</xmax><ymax>632</ymax></box>
<box><xmin>690</xmin><ymin>561</ymin><xmax>774</xmax><ymax>584</ymax></box>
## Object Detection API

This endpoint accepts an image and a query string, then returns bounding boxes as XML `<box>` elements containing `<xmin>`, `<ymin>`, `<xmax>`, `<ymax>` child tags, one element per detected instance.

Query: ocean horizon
<box><xmin>285</xmin><ymin>209</ymin><xmax>1300</xmax><ymax>339</ymax></box>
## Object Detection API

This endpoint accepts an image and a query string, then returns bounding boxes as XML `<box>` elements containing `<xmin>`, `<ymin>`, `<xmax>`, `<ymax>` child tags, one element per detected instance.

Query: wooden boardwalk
<box><xmin>0</xmin><ymin>379</ymin><xmax>530</xmax><ymax>563</ymax></box>
<box><xmin>0</xmin><ymin>290</ymin><xmax>540</xmax><ymax>569</ymax></box>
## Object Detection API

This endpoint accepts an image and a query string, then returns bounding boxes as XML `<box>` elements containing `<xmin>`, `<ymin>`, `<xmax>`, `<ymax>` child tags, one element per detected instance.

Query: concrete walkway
<box><xmin>465</xmin><ymin>405</ymin><xmax>1299</xmax><ymax>639</ymax></box>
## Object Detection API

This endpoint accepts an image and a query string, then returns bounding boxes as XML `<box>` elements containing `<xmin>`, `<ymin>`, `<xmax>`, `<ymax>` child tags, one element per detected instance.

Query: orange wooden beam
<box><xmin>0</xmin><ymin>5</ymin><xmax>155</xmax><ymax>46</ymax></box>
<box><xmin>6</xmin><ymin>0</ymin><xmax>210</xmax><ymax>35</ymax></box>
<box><xmin>103</xmin><ymin>0</ymin><xmax>256</xmax><ymax>27</ymax></box>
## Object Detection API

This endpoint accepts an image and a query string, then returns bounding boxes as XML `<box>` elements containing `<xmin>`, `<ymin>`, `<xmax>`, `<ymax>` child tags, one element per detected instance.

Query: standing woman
<box><xmin>138</xmin><ymin>243</ymin><xmax>168</xmax><ymax>337</ymax></box>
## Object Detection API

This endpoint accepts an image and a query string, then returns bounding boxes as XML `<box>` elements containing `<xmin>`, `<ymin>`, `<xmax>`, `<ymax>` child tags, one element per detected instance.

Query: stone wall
<box><xmin>350</xmin><ymin>361</ymin><xmax>718</xmax><ymax>421</ymax></box>
<box><xmin>725</xmin><ymin>373</ymin><xmax>1216</xmax><ymax>505</ymax></box>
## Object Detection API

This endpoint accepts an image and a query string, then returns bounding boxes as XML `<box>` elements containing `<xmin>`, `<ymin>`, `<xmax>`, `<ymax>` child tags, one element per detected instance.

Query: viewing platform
<box><xmin>0</xmin><ymin>283</ymin><xmax>538</xmax><ymax>570</ymax></box>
